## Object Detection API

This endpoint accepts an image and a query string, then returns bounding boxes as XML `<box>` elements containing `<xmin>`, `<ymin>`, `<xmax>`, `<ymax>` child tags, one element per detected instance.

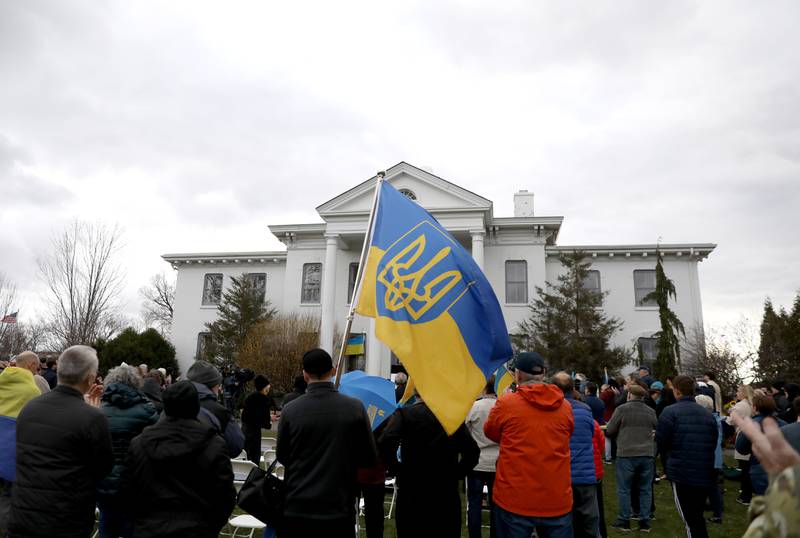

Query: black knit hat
<box><xmin>163</xmin><ymin>381</ymin><xmax>200</xmax><ymax>419</ymax></box>
<box><xmin>302</xmin><ymin>348</ymin><xmax>333</xmax><ymax>377</ymax></box>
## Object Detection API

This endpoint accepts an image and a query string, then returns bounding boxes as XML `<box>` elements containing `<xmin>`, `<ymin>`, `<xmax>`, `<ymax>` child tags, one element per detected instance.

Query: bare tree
<box><xmin>0</xmin><ymin>318</ymin><xmax>52</xmax><ymax>356</ymax></box>
<box><xmin>682</xmin><ymin>317</ymin><xmax>758</xmax><ymax>402</ymax></box>
<box><xmin>0</xmin><ymin>272</ymin><xmax>19</xmax><ymax>350</ymax></box>
<box><xmin>140</xmin><ymin>272</ymin><xmax>175</xmax><ymax>334</ymax></box>
<box><xmin>38</xmin><ymin>221</ymin><xmax>126</xmax><ymax>348</ymax></box>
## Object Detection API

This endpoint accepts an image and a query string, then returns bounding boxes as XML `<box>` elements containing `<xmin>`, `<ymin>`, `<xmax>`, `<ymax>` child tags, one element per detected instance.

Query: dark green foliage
<box><xmin>756</xmin><ymin>295</ymin><xmax>800</xmax><ymax>382</ymax></box>
<box><xmin>97</xmin><ymin>327</ymin><xmax>179</xmax><ymax>377</ymax></box>
<box><xmin>515</xmin><ymin>251</ymin><xmax>630</xmax><ymax>380</ymax></box>
<box><xmin>643</xmin><ymin>250</ymin><xmax>685</xmax><ymax>380</ymax></box>
<box><xmin>203</xmin><ymin>273</ymin><xmax>277</xmax><ymax>369</ymax></box>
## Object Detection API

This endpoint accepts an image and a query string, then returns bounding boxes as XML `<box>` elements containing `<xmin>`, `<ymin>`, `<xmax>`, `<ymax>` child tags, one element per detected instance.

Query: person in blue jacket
<box><xmin>553</xmin><ymin>372</ymin><xmax>599</xmax><ymax>538</ymax></box>
<box><xmin>656</xmin><ymin>375</ymin><xmax>718</xmax><ymax>538</ymax></box>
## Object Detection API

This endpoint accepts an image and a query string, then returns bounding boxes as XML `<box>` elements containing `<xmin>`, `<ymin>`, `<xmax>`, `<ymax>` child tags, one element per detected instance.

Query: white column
<box><xmin>319</xmin><ymin>234</ymin><xmax>339</xmax><ymax>354</ymax></box>
<box><xmin>471</xmin><ymin>230</ymin><xmax>485</xmax><ymax>270</ymax></box>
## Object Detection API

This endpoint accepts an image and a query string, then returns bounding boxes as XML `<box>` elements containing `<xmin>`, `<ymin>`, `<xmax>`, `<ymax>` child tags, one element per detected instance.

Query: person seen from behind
<box><xmin>695</xmin><ymin>394</ymin><xmax>724</xmax><ymax>524</ymax></box>
<box><xmin>241</xmin><ymin>374</ymin><xmax>273</xmax><ymax>464</ymax></box>
<box><xmin>727</xmin><ymin>384</ymin><xmax>755</xmax><ymax>505</ymax></box>
<box><xmin>736</xmin><ymin>390</ymin><xmax>787</xmax><ymax>496</ymax></box>
<box><xmin>96</xmin><ymin>364</ymin><xmax>159</xmax><ymax>538</ymax></box>
<box><xmin>186</xmin><ymin>359</ymin><xmax>244</xmax><ymax>457</ymax></box>
<box><xmin>484</xmin><ymin>352</ymin><xmax>574</xmax><ymax>538</ymax></box>
<box><xmin>277</xmin><ymin>349</ymin><xmax>376</xmax><ymax>537</ymax></box>
<box><xmin>655</xmin><ymin>374</ymin><xmax>718</xmax><ymax>538</ymax></box>
<box><xmin>125</xmin><ymin>381</ymin><xmax>236</xmax><ymax>537</ymax></box>
<box><xmin>465</xmin><ymin>377</ymin><xmax>499</xmax><ymax>538</ymax></box>
<box><xmin>9</xmin><ymin>345</ymin><xmax>113</xmax><ymax>537</ymax></box>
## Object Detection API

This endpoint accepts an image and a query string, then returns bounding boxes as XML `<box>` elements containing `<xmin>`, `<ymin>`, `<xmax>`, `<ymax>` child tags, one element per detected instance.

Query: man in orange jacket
<box><xmin>484</xmin><ymin>352</ymin><xmax>575</xmax><ymax>538</ymax></box>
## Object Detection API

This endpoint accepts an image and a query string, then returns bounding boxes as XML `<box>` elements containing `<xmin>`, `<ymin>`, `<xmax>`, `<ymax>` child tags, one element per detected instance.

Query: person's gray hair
<box><xmin>57</xmin><ymin>345</ymin><xmax>99</xmax><ymax>386</ymax></box>
<box><xmin>105</xmin><ymin>364</ymin><xmax>143</xmax><ymax>390</ymax></box>
<box><xmin>696</xmin><ymin>394</ymin><xmax>714</xmax><ymax>412</ymax></box>
<box><xmin>517</xmin><ymin>370</ymin><xmax>545</xmax><ymax>384</ymax></box>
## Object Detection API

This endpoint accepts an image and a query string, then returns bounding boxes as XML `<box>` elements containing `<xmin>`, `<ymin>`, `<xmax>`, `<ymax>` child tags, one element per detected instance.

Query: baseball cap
<box><xmin>513</xmin><ymin>352</ymin><xmax>546</xmax><ymax>375</ymax></box>
<box><xmin>650</xmin><ymin>381</ymin><xmax>664</xmax><ymax>391</ymax></box>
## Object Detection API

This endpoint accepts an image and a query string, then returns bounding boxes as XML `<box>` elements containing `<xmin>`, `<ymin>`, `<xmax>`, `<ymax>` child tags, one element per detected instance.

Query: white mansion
<box><xmin>164</xmin><ymin>162</ymin><xmax>715</xmax><ymax>377</ymax></box>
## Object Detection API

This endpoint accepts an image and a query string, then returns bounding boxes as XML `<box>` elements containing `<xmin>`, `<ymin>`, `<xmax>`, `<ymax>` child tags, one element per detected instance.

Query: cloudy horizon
<box><xmin>1</xmin><ymin>1</ymin><xmax>799</xmax><ymax>337</ymax></box>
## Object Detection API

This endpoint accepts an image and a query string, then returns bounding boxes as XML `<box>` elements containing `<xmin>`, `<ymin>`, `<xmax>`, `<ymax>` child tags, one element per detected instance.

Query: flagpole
<box><xmin>333</xmin><ymin>171</ymin><xmax>385</xmax><ymax>388</ymax></box>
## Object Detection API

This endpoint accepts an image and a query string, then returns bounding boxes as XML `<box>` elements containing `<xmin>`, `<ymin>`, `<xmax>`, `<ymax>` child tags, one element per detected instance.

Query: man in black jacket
<box><xmin>9</xmin><ymin>345</ymin><xmax>113</xmax><ymax>538</ymax></box>
<box><xmin>125</xmin><ymin>381</ymin><xmax>236</xmax><ymax>537</ymax></box>
<box><xmin>277</xmin><ymin>348</ymin><xmax>377</xmax><ymax>537</ymax></box>
<box><xmin>656</xmin><ymin>374</ymin><xmax>718</xmax><ymax>538</ymax></box>
<box><xmin>241</xmin><ymin>374</ymin><xmax>273</xmax><ymax>464</ymax></box>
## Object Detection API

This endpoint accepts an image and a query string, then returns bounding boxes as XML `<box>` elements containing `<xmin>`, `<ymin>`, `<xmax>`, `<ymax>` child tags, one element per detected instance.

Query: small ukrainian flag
<box><xmin>345</xmin><ymin>334</ymin><xmax>365</xmax><ymax>355</ymax></box>
<box><xmin>355</xmin><ymin>181</ymin><xmax>513</xmax><ymax>434</ymax></box>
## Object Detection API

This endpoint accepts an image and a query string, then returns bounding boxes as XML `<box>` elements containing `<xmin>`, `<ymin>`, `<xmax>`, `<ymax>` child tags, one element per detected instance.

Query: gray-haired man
<box><xmin>9</xmin><ymin>345</ymin><xmax>113</xmax><ymax>537</ymax></box>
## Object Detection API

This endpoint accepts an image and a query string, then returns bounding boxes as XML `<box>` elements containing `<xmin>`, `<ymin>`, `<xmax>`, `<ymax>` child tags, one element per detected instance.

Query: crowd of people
<box><xmin>1</xmin><ymin>346</ymin><xmax>799</xmax><ymax>538</ymax></box>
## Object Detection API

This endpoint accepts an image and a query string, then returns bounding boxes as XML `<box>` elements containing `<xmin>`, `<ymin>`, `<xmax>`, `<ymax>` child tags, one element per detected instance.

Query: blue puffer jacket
<box><xmin>656</xmin><ymin>396</ymin><xmax>718</xmax><ymax>486</ymax></box>
<box><xmin>565</xmin><ymin>395</ymin><xmax>597</xmax><ymax>485</ymax></box>
<box><xmin>97</xmin><ymin>383</ymin><xmax>159</xmax><ymax>500</ymax></box>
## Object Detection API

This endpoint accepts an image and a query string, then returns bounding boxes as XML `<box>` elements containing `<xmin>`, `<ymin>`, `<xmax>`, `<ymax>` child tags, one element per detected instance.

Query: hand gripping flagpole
<box><xmin>334</xmin><ymin>171</ymin><xmax>385</xmax><ymax>388</ymax></box>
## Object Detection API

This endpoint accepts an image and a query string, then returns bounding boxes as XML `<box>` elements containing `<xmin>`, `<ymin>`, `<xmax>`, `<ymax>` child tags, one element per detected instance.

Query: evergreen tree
<box><xmin>97</xmin><ymin>327</ymin><xmax>179</xmax><ymax>376</ymax></box>
<box><xmin>203</xmin><ymin>273</ymin><xmax>277</xmax><ymax>369</ymax></box>
<box><xmin>516</xmin><ymin>252</ymin><xmax>629</xmax><ymax>380</ymax></box>
<box><xmin>757</xmin><ymin>295</ymin><xmax>800</xmax><ymax>382</ymax></box>
<box><xmin>643</xmin><ymin>250</ymin><xmax>685</xmax><ymax>380</ymax></box>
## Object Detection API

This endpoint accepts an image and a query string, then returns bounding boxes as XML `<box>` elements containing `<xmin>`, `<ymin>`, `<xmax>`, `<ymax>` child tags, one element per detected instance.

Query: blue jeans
<box><xmin>494</xmin><ymin>505</ymin><xmax>572</xmax><ymax>538</ymax></box>
<box><xmin>615</xmin><ymin>457</ymin><xmax>654</xmax><ymax>523</ymax></box>
<box><xmin>466</xmin><ymin>470</ymin><xmax>495</xmax><ymax>538</ymax></box>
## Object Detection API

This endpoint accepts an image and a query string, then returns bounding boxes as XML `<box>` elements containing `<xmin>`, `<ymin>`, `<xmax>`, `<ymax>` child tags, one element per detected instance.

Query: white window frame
<box><xmin>301</xmin><ymin>263</ymin><xmax>322</xmax><ymax>304</ymax></box>
<box><xmin>201</xmin><ymin>273</ymin><xmax>223</xmax><ymax>306</ymax></box>
<box><xmin>634</xmin><ymin>269</ymin><xmax>657</xmax><ymax>307</ymax></box>
<box><xmin>505</xmin><ymin>260</ymin><xmax>528</xmax><ymax>304</ymax></box>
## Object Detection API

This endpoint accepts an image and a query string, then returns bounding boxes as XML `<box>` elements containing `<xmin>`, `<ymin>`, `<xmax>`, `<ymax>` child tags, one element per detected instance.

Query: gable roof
<box><xmin>315</xmin><ymin>161</ymin><xmax>493</xmax><ymax>217</ymax></box>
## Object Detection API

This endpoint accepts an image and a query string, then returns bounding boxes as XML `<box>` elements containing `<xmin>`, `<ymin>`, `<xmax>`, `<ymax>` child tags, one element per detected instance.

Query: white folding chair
<box><xmin>228</xmin><ymin>514</ymin><xmax>266</xmax><ymax>538</ymax></box>
<box><xmin>231</xmin><ymin>459</ymin><xmax>259</xmax><ymax>492</ymax></box>
<box><xmin>274</xmin><ymin>464</ymin><xmax>285</xmax><ymax>479</ymax></box>
<box><xmin>92</xmin><ymin>507</ymin><xmax>99</xmax><ymax>538</ymax></box>
<box><xmin>233</xmin><ymin>450</ymin><xmax>248</xmax><ymax>460</ymax></box>
<box><xmin>260</xmin><ymin>437</ymin><xmax>277</xmax><ymax>453</ymax></box>
<box><xmin>261</xmin><ymin>448</ymin><xmax>277</xmax><ymax>467</ymax></box>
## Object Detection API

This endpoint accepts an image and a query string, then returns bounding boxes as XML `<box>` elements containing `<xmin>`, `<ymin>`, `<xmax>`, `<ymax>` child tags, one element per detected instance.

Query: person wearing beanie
<box><xmin>126</xmin><ymin>381</ymin><xmax>236</xmax><ymax>537</ymax></box>
<box><xmin>187</xmin><ymin>360</ymin><xmax>244</xmax><ymax>457</ymax></box>
<box><xmin>241</xmin><ymin>374</ymin><xmax>274</xmax><ymax>464</ymax></box>
<box><xmin>276</xmin><ymin>348</ymin><xmax>377</xmax><ymax>537</ymax></box>
<box><xmin>638</xmin><ymin>366</ymin><xmax>654</xmax><ymax>388</ymax></box>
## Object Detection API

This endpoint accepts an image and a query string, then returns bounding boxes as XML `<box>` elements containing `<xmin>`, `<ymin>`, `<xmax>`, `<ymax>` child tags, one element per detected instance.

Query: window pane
<box><xmin>196</xmin><ymin>332</ymin><xmax>212</xmax><ymax>359</ymax></box>
<box><xmin>202</xmin><ymin>274</ymin><xmax>223</xmax><ymax>305</ymax></box>
<box><xmin>246</xmin><ymin>273</ymin><xmax>266</xmax><ymax>304</ymax></box>
<box><xmin>301</xmin><ymin>263</ymin><xmax>322</xmax><ymax>304</ymax></box>
<box><xmin>347</xmin><ymin>263</ymin><xmax>359</xmax><ymax>304</ymax></box>
<box><xmin>582</xmin><ymin>270</ymin><xmax>601</xmax><ymax>293</ymax></box>
<box><xmin>634</xmin><ymin>270</ymin><xmax>657</xmax><ymax>307</ymax></box>
<box><xmin>638</xmin><ymin>337</ymin><xmax>657</xmax><ymax>360</ymax></box>
<box><xmin>505</xmin><ymin>261</ymin><xmax>528</xmax><ymax>304</ymax></box>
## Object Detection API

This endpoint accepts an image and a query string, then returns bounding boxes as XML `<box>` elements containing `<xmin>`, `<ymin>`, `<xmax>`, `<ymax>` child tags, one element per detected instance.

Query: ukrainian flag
<box><xmin>355</xmin><ymin>181</ymin><xmax>513</xmax><ymax>434</ymax></box>
<box><xmin>345</xmin><ymin>334</ymin><xmax>366</xmax><ymax>355</ymax></box>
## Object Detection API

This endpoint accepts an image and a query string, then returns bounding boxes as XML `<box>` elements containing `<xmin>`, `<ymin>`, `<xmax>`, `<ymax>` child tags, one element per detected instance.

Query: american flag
<box><xmin>1</xmin><ymin>312</ymin><xmax>18</xmax><ymax>324</ymax></box>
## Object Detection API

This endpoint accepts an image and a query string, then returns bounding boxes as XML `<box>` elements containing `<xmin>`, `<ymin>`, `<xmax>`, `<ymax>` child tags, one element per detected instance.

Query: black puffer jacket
<box><xmin>9</xmin><ymin>385</ymin><xmax>113</xmax><ymax>537</ymax></box>
<box><xmin>125</xmin><ymin>415</ymin><xmax>236</xmax><ymax>537</ymax></box>
<box><xmin>97</xmin><ymin>383</ymin><xmax>159</xmax><ymax>500</ymax></box>
<box><xmin>655</xmin><ymin>396</ymin><xmax>718</xmax><ymax>486</ymax></box>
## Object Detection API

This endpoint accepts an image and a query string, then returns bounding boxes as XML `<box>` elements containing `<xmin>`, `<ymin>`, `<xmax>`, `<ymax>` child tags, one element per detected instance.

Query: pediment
<box><xmin>316</xmin><ymin>162</ymin><xmax>492</xmax><ymax>217</ymax></box>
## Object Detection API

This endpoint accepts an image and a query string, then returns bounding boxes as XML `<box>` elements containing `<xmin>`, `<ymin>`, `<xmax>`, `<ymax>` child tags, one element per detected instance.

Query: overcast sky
<box><xmin>1</xmin><ymin>0</ymin><xmax>798</xmax><ymax>333</ymax></box>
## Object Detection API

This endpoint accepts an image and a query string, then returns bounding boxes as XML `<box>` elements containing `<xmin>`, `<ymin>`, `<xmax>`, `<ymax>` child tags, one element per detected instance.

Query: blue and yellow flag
<box><xmin>493</xmin><ymin>362</ymin><xmax>514</xmax><ymax>396</ymax></box>
<box><xmin>345</xmin><ymin>334</ymin><xmax>366</xmax><ymax>355</ymax></box>
<box><xmin>355</xmin><ymin>181</ymin><xmax>513</xmax><ymax>434</ymax></box>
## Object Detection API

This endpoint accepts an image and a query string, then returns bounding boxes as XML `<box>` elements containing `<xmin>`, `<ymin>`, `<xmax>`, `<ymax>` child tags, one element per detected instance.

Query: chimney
<box><xmin>514</xmin><ymin>190</ymin><xmax>534</xmax><ymax>217</ymax></box>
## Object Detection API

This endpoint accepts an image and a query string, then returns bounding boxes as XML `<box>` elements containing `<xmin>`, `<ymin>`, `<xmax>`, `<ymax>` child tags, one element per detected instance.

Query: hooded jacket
<box><xmin>0</xmin><ymin>367</ymin><xmax>41</xmax><ymax>481</ymax></box>
<box><xmin>193</xmin><ymin>381</ymin><xmax>244</xmax><ymax>457</ymax></box>
<box><xmin>97</xmin><ymin>383</ymin><xmax>159</xmax><ymax>501</ymax></box>
<box><xmin>125</xmin><ymin>415</ymin><xmax>236</xmax><ymax>537</ymax></box>
<box><xmin>484</xmin><ymin>383</ymin><xmax>574</xmax><ymax>517</ymax></box>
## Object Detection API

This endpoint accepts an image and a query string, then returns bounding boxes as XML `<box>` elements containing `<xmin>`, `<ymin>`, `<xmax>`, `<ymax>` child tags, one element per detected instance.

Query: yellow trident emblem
<box><xmin>377</xmin><ymin>234</ymin><xmax>463</xmax><ymax>321</ymax></box>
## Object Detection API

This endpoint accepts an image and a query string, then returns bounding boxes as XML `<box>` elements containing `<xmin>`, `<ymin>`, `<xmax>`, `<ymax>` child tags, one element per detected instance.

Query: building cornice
<box><xmin>162</xmin><ymin>251</ymin><xmax>287</xmax><ymax>268</ymax></box>
<box><xmin>545</xmin><ymin>243</ymin><xmax>716</xmax><ymax>261</ymax></box>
